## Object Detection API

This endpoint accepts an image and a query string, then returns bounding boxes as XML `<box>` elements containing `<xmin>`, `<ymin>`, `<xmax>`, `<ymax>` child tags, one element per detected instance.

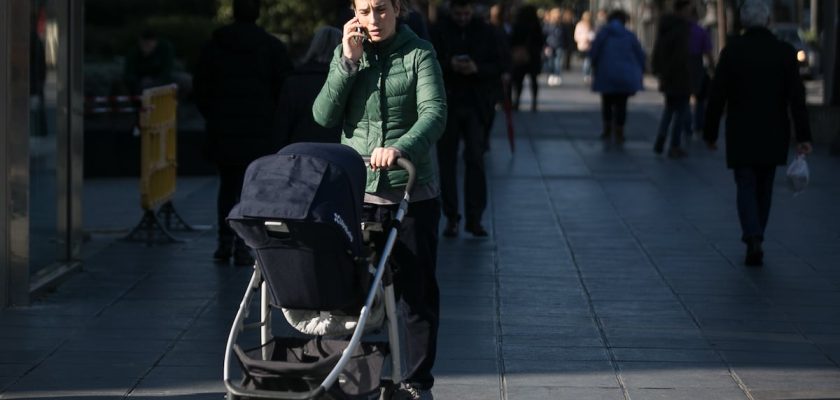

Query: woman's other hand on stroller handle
<box><xmin>369</xmin><ymin>147</ymin><xmax>402</xmax><ymax>171</ymax></box>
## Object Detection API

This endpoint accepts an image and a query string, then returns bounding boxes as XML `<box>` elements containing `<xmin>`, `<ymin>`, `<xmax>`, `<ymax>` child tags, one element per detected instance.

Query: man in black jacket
<box><xmin>651</xmin><ymin>0</ymin><xmax>692</xmax><ymax>158</ymax></box>
<box><xmin>193</xmin><ymin>0</ymin><xmax>293</xmax><ymax>266</ymax></box>
<box><xmin>432</xmin><ymin>0</ymin><xmax>501</xmax><ymax>237</ymax></box>
<box><xmin>704</xmin><ymin>0</ymin><xmax>813</xmax><ymax>267</ymax></box>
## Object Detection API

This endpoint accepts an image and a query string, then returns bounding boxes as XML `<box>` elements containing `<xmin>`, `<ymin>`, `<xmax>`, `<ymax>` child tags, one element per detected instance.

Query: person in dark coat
<box><xmin>560</xmin><ymin>8</ymin><xmax>576</xmax><ymax>71</ymax></box>
<box><xmin>123</xmin><ymin>29</ymin><xmax>175</xmax><ymax>95</ymax></box>
<box><xmin>685</xmin><ymin>8</ymin><xmax>714</xmax><ymax>137</ymax></box>
<box><xmin>651</xmin><ymin>0</ymin><xmax>692</xmax><ymax>158</ymax></box>
<box><xmin>509</xmin><ymin>5</ymin><xmax>545</xmax><ymax>112</ymax></box>
<box><xmin>704</xmin><ymin>0</ymin><xmax>813</xmax><ymax>267</ymax></box>
<box><xmin>276</xmin><ymin>26</ymin><xmax>343</xmax><ymax>144</ymax></box>
<box><xmin>589</xmin><ymin>9</ymin><xmax>645</xmax><ymax>144</ymax></box>
<box><xmin>432</xmin><ymin>0</ymin><xmax>501</xmax><ymax>238</ymax></box>
<box><xmin>193</xmin><ymin>0</ymin><xmax>293</xmax><ymax>266</ymax></box>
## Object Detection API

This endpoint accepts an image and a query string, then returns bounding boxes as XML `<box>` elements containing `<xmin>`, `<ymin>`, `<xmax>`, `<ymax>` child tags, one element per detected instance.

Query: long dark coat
<box><xmin>651</xmin><ymin>14</ymin><xmax>691</xmax><ymax>95</ymax></box>
<box><xmin>193</xmin><ymin>22</ymin><xmax>293</xmax><ymax>165</ymax></box>
<box><xmin>276</xmin><ymin>60</ymin><xmax>340</xmax><ymax>144</ymax></box>
<box><xmin>703</xmin><ymin>27</ymin><xmax>811</xmax><ymax>168</ymax></box>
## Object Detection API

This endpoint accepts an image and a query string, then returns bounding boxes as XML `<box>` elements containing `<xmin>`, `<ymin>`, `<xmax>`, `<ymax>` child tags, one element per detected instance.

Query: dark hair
<box><xmin>139</xmin><ymin>29</ymin><xmax>157</xmax><ymax>40</ymax></box>
<box><xmin>234</xmin><ymin>0</ymin><xmax>261</xmax><ymax>23</ymax></box>
<box><xmin>450</xmin><ymin>0</ymin><xmax>473</xmax><ymax>8</ymax></box>
<box><xmin>607</xmin><ymin>9</ymin><xmax>628</xmax><ymax>24</ymax></box>
<box><xmin>348</xmin><ymin>0</ymin><xmax>407</xmax><ymax>17</ymax></box>
<box><xmin>674</xmin><ymin>0</ymin><xmax>692</xmax><ymax>12</ymax></box>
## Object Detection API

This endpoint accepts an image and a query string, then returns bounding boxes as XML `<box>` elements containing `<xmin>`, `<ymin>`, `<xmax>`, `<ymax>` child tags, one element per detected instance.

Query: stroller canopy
<box><xmin>228</xmin><ymin>143</ymin><xmax>367</xmax><ymax>256</ymax></box>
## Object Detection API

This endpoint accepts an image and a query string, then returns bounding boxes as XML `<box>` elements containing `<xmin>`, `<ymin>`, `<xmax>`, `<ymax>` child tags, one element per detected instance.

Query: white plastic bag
<box><xmin>786</xmin><ymin>154</ymin><xmax>809</xmax><ymax>195</ymax></box>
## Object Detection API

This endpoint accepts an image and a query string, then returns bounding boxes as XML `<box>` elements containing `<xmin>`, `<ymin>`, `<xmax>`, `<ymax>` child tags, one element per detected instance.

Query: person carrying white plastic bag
<box><xmin>702</xmin><ymin>0</ymin><xmax>813</xmax><ymax>267</ymax></box>
<box><xmin>786</xmin><ymin>153</ymin><xmax>810</xmax><ymax>195</ymax></box>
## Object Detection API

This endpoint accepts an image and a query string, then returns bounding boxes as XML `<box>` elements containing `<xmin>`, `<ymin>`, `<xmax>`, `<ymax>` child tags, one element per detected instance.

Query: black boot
<box><xmin>744</xmin><ymin>237</ymin><xmax>764</xmax><ymax>267</ymax></box>
<box><xmin>600</xmin><ymin>122</ymin><xmax>612</xmax><ymax>140</ymax></box>
<box><xmin>615</xmin><ymin>125</ymin><xmax>625</xmax><ymax>144</ymax></box>
<box><xmin>465</xmin><ymin>218</ymin><xmax>488</xmax><ymax>237</ymax></box>
<box><xmin>233</xmin><ymin>238</ymin><xmax>255</xmax><ymax>267</ymax></box>
<box><xmin>213</xmin><ymin>236</ymin><xmax>233</xmax><ymax>262</ymax></box>
<box><xmin>653</xmin><ymin>135</ymin><xmax>666</xmax><ymax>154</ymax></box>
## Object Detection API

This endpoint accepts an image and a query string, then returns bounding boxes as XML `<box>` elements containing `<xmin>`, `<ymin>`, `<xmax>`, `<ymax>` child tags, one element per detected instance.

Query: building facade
<box><xmin>1</xmin><ymin>0</ymin><xmax>84</xmax><ymax>307</ymax></box>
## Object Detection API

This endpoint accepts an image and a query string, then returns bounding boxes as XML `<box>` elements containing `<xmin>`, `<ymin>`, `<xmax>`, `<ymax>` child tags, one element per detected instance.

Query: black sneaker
<box><xmin>465</xmin><ymin>221</ymin><xmax>488</xmax><ymax>237</ymax></box>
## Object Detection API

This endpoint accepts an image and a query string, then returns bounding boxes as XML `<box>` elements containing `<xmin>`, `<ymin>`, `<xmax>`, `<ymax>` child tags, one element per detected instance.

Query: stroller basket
<box><xmin>235</xmin><ymin>337</ymin><xmax>386</xmax><ymax>398</ymax></box>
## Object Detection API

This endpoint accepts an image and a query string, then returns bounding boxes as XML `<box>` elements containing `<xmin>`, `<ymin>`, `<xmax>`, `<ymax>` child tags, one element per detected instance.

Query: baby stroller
<box><xmin>223</xmin><ymin>142</ymin><xmax>415</xmax><ymax>399</ymax></box>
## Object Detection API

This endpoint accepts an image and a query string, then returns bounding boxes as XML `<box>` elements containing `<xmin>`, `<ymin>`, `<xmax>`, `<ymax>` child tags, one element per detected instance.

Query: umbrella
<box><xmin>502</xmin><ymin>79</ymin><xmax>515</xmax><ymax>153</ymax></box>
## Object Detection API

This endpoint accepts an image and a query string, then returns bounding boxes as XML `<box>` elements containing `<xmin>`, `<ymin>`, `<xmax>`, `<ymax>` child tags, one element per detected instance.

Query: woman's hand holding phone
<box><xmin>343</xmin><ymin>18</ymin><xmax>365</xmax><ymax>63</ymax></box>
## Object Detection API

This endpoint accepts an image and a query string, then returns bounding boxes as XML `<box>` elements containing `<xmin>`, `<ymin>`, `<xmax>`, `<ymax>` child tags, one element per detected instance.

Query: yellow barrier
<box><xmin>124</xmin><ymin>84</ymin><xmax>193</xmax><ymax>245</ymax></box>
<box><xmin>139</xmin><ymin>84</ymin><xmax>178</xmax><ymax>211</ymax></box>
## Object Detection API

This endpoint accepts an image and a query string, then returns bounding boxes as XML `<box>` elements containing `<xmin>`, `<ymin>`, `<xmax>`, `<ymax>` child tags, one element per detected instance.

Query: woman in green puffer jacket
<box><xmin>312</xmin><ymin>0</ymin><xmax>446</xmax><ymax>398</ymax></box>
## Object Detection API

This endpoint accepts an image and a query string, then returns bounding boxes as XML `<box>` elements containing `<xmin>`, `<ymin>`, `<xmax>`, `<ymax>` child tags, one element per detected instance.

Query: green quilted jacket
<box><xmin>313</xmin><ymin>25</ymin><xmax>447</xmax><ymax>193</ymax></box>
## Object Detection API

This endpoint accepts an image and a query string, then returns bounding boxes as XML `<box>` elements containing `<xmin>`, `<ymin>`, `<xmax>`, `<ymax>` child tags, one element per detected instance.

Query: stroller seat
<box><xmin>228</xmin><ymin>143</ymin><xmax>368</xmax><ymax>312</ymax></box>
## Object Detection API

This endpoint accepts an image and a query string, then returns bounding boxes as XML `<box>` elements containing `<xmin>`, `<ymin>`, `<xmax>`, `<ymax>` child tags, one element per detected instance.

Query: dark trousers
<box><xmin>437</xmin><ymin>106</ymin><xmax>487</xmax><ymax>224</ymax></box>
<box><xmin>656</xmin><ymin>94</ymin><xmax>690</xmax><ymax>149</ymax></box>
<box><xmin>734</xmin><ymin>166</ymin><xmax>776</xmax><ymax>243</ymax></box>
<box><xmin>511</xmin><ymin>69</ymin><xmax>539</xmax><ymax>111</ymax></box>
<box><xmin>364</xmin><ymin>198</ymin><xmax>440</xmax><ymax>389</ymax></box>
<box><xmin>217</xmin><ymin>163</ymin><xmax>248</xmax><ymax>242</ymax></box>
<box><xmin>601</xmin><ymin>93</ymin><xmax>630</xmax><ymax>127</ymax></box>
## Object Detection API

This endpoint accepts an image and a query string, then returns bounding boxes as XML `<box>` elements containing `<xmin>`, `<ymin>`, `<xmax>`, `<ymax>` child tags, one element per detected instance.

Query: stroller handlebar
<box><xmin>362</xmin><ymin>156</ymin><xmax>416</xmax><ymax>197</ymax></box>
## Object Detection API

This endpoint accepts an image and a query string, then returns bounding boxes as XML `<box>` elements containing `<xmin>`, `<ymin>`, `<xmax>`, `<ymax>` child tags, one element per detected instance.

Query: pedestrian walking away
<box><xmin>313</xmin><ymin>0</ymin><xmax>447</xmax><ymax>397</ymax></box>
<box><xmin>432</xmin><ymin>0</ymin><xmax>500</xmax><ymax>238</ymax></box>
<box><xmin>589</xmin><ymin>9</ymin><xmax>645</xmax><ymax>144</ymax></box>
<box><xmin>703</xmin><ymin>0</ymin><xmax>812</xmax><ymax>267</ymax></box>
<box><xmin>651</xmin><ymin>0</ymin><xmax>693</xmax><ymax>159</ymax></box>
<box><xmin>509</xmin><ymin>5</ymin><xmax>545</xmax><ymax>112</ymax></box>
<box><xmin>685</xmin><ymin>6</ymin><xmax>714</xmax><ymax>138</ymax></box>
<box><xmin>560</xmin><ymin>8</ymin><xmax>576</xmax><ymax>72</ymax></box>
<box><xmin>574</xmin><ymin>10</ymin><xmax>595</xmax><ymax>82</ymax></box>
<box><xmin>193</xmin><ymin>0</ymin><xmax>293</xmax><ymax>267</ymax></box>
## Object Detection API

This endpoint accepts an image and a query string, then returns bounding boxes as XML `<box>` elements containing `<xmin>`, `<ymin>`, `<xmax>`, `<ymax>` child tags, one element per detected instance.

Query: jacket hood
<box><xmin>603</xmin><ymin>20</ymin><xmax>629</xmax><ymax>36</ymax></box>
<box><xmin>658</xmin><ymin>14</ymin><xmax>687</xmax><ymax>34</ymax></box>
<box><xmin>212</xmin><ymin>22</ymin><xmax>271</xmax><ymax>54</ymax></box>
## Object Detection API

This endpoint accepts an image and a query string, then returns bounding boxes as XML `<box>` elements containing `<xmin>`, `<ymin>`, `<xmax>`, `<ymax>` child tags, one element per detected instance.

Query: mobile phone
<box><xmin>354</xmin><ymin>27</ymin><xmax>369</xmax><ymax>44</ymax></box>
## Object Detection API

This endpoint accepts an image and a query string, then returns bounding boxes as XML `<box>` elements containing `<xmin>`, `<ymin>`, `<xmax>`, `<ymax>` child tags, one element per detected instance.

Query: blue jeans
<box><xmin>582</xmin><ymin>54</ymin><xmax>591</xmax><ymax>77</ymax></box>
<box><xmin>656</xmin><ymin>94</ymin><xmax>690</xmax><ymax>149</ymax></box>
<box><xmin>734</xmin><ymin>166</ymin><xmax>776</xmax><ymax>243</ymax></box>
<box><xmin>547</xmin><ymin>48</ymin><xmax>564</xmax><ymax>76</ymax></box>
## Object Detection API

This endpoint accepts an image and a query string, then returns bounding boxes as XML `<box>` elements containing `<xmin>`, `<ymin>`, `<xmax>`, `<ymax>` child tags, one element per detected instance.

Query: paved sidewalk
<box><xmin>2</xmin><ymin>71</ymin><xmax>839</xmax><ymax>400</ymax></box>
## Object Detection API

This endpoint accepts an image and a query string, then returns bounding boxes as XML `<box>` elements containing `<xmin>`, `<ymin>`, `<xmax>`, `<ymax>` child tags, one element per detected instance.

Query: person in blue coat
<box><xmin>590</xmin><ymin>9</ymin><xmax>645</xmax><ymax>144</ymax></box>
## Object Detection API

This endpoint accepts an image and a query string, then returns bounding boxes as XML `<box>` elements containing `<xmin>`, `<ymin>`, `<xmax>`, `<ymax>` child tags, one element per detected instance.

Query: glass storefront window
<box><xmin>29</xmin><ymin>1</ymin><xmax>61</xmax><ymax>276</ymax></box>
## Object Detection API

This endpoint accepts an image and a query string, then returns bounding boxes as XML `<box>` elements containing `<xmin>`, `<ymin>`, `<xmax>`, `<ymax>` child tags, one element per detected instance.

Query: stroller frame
<box><xmin>224</xmin><ymin>157</ymin><xmax>417</xmax><ymax>400</ymax></box>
